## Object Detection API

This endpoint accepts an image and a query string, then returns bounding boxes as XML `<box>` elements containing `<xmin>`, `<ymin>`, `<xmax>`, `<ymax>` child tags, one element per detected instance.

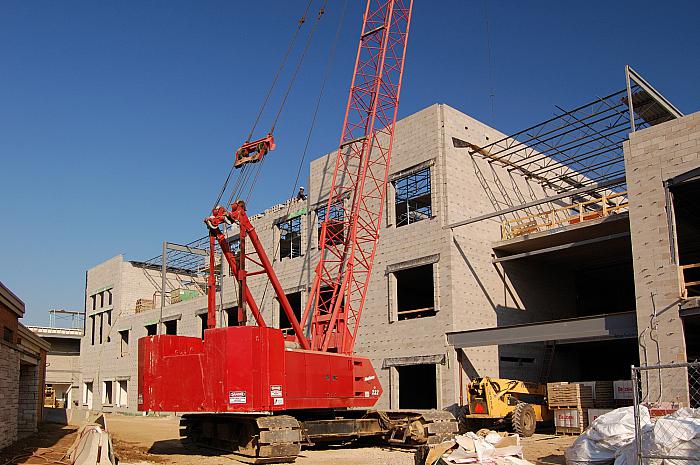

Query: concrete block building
<box><xmin>28</xmin><ymin>326</ymin><xmax>82</xmax><ymax>409</ymax></box>
<box><xmin>0</xmin><ymin>282</ymin><xmax>50</xmax><ymax>451</ymax></box>
<box><xmin>79</xmin><ymin>68</ymin><xmax>698</xmax><ymax>413</ymax></box>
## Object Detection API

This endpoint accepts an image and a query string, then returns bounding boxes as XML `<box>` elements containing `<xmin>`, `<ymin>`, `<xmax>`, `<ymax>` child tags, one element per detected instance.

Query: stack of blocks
<box><xmin>547</xmin><ymin>383</ymin><xmax>595</xmax><ymax>435</ymax></box>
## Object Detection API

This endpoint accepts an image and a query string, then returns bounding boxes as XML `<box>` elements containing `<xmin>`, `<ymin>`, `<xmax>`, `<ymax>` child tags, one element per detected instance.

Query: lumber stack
<box><xmin>579</xmin><ymin>381</ymin><xmax>615</xmax><ymax>408</ymax></box>
<box><xmin>547</xmin><ymin>383</ymin><xmax>594</xmax><ymax>435</ymax></box>
<box><xmin>547</xmin><ymin>383</ymin><xmax>595</xmax><ymax>408</ymax></box>
<box><xmin>135</xmin><ymin>298</ymin><xmax>154</xmax><ymax>313</ymax></box>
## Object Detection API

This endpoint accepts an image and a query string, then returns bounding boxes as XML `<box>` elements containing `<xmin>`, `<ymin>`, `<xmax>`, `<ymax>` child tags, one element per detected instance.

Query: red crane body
<box><xmin>136</xmin><ymin>3</ymin><xmax>455</xmax><ymax>461</ymax></box>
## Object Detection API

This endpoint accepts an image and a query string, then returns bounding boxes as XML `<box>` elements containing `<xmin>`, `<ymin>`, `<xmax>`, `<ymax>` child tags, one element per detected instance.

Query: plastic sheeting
<box><xmin>616</xmin><ymin>408</ymin><xmax>700</xmax><ymax>465</ymax></box>
<box><xmin>566</xmin><ymin>406</ymin><xmax>700</xmax><ymax>465</ymax></box>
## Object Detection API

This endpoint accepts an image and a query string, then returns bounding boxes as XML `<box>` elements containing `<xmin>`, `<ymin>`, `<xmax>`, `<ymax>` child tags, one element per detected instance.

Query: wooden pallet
<box><xmin>547</xmin><ymin>383</ymin><xmax>594</xmax><ymax>408</ymax></box>
<box><xmin>587</xmin><ymin>381</ymin><xmax>615</xmax><ymax>408</ymax></box>
<box><xmin>555</xmin><ymin>427</ymin><xmax>585</xmax><ymax>436</ymax></box>
<box><xmin>554</xmin><ymin>407</ymin><xmax>588</xmax><ymax>436</ymax></box>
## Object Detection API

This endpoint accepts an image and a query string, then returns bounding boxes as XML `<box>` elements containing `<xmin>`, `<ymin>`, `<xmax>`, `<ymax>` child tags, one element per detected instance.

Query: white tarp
<box><xmin>565</xmin><ymin>406</ymin><xmax>650</xmax><ymax>465</ymax></box>
<box><xmin>616</xmin><ymin>408</ymin><xmax>700</xmax><ymax>465</ymax></box>
<box><xmin>566</xmin><ymin>406</ymin><xmax>700</xmax><ymax>465</ymax></box>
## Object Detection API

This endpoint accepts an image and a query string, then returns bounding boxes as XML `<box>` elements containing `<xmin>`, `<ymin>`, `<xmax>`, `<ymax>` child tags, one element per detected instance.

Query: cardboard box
<box><xmin>613</xmin><ymin>380</ymin><xmax>633</xmax><ymax>400</ymax></box>
<box><xmin>554</xmin><ymin>409</ymin><xmax>582</xmax><ymax>428</ymax></box>
<box><xmin>588</xmin><ymin>408</ymin><xmax>614</xmax><ymax>424</ymax></box>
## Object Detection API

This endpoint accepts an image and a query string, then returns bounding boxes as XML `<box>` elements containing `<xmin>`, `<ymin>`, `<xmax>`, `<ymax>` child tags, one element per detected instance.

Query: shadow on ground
<box><xmin>0</xmin><ymin>423</ymin><xmax>78</xmax><ymax>465</ymax></box>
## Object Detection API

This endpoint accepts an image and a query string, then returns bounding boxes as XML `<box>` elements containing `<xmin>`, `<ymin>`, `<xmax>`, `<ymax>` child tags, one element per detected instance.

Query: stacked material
<box><xmin>547</xmin><ymin>383</ymin><xmax>594</xmax><ymax>435</ymax></box>
<box><xmin>578</xmin><ymin>381</ymin><xmax>615</xmax><ymax>408</ymax></box>
<box><xmin>135</xmin><ymin>298</ymin><xmax>154</xmax><ymax>313</ymax></box>
<box><xmin>170</xmin><ymin>288</ymin><xmax>199</xmax><ymax>303</ymax></box>
<box><xmin>612</xmin><ymin>380</ymin><xmax>634</xmax><ymax>407</ymax></box>
<box><xmin>417</xmin><ymin>431</ymin><xmax>534</xmax><ymax>465</ymax></box>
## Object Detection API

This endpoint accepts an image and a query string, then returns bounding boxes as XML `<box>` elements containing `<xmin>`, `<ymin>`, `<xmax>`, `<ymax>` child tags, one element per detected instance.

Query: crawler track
<box><xmin>181</xmin><ymin>414</ymin><xmax>301</xmax><ymax>463</ymax></box>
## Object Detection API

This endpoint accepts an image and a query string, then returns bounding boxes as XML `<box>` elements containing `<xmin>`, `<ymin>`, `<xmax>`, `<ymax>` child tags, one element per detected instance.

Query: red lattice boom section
<box><xmin>303</xmin><ymin>0</ymin><xmax>413</xmax><ymax>354</ymax></box>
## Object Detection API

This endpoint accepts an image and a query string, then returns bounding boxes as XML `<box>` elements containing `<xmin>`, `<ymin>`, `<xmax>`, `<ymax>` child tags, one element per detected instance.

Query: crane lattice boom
<box><xmin>304</xmin><ymin>0</ymin><xmax>413</xmax><ymax>354</ymax></box>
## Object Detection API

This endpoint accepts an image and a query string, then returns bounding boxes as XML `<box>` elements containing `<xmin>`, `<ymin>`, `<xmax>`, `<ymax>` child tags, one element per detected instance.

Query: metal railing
<box><xmin>500</xmin><ymin>191</ymin><xmax>628</xmax><ymax>239</ymax></box>
<box><xmin>631</xmin><ymin>361</ymin><xmax>700</xmax><ymax>465</ymax></box>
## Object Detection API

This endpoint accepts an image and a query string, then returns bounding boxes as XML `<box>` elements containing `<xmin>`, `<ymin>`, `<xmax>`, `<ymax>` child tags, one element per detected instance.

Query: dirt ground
<box><xmin>0</xmin><ymin>423</ymin><xmax>78</xmax><ymax>465</ymax></box>
<box><xmin>0</xmin><ymin>416</ymin><xmax>576</xmax><ymax>465</ymax></box>
<box><xmin>104</xmin><ymin>414</ymin><xmax>577</xmax><ymax>465</ymax></box>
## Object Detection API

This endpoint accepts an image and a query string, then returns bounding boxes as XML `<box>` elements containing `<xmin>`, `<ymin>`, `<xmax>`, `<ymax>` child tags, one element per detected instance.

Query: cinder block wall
<box><xmin>624</xmin><ymin>111</ymin><xmax>700</xmax><ymax>403</ymax></box>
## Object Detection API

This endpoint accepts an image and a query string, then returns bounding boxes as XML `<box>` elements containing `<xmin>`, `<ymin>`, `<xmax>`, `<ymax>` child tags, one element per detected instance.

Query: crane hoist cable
<box><xmin>258</xmin><ymin>0</ymin><xmax>347</xmax><ymax>311</ymax></box>
<box><xmin>213</xmin><ymin>0</ymin><xmax>315</xmax><ymax>210</ymax></box>
<box><xmin>238</xmin><ymin>0</ymin><xmax>328</xmax><ymax>206</ymax></box>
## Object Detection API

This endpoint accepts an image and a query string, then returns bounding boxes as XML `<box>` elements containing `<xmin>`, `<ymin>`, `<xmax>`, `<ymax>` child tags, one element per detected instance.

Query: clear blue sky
<box><xmin>1</xmin><ymin>1</ymin><xmax>699</xmax><ymax>326</ymax></box>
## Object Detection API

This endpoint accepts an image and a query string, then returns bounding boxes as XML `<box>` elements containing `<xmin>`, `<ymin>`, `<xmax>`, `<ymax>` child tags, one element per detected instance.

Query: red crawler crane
<box><xmin>138</xmin><ymin>1</ymin><xmax>456</xmax><ymax>462</ymax></box>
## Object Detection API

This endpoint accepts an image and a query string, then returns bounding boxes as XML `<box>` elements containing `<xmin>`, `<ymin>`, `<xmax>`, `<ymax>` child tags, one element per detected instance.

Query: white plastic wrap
<box><xmin>565</xmin><ymin>406</ymin><xmax>650</xmax><ymax>465</ymax></box>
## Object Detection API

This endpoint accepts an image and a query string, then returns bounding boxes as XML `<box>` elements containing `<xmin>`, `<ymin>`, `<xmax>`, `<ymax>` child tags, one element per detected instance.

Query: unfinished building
<box><xmin>79</xmin><ymin>67</ymin><xmax>697</xmax><ymax>413</ymax></box>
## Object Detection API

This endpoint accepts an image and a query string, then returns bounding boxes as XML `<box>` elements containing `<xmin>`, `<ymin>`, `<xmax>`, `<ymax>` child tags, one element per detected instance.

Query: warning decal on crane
<box><xmin>229</xmin><ymin>390</ymin><xmax>247</xmax><ymax>404</ymax></box>
<box><xmin>270</xmin><ymin>385</ymin><xmax>283</xmax><ymax>397</ymax></box>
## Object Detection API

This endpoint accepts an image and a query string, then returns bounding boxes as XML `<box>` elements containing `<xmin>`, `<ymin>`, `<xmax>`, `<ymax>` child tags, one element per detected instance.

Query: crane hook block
<box><xmin>234</xmin><ymin>133</ymin><xmax>276</xmax><ymax>168</ymax></box>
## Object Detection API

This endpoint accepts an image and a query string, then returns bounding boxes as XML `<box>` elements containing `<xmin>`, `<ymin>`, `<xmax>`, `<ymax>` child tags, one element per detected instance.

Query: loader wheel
<box><xmin>511</xmin><ymin>403</ymin><xmax>536</xmax><ymax>437</ymax></box>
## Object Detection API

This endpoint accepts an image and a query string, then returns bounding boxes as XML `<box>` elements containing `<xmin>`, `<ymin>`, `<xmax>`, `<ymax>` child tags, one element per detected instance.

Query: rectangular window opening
<box><xmin>145</xmin><ymin>323</ymin><xmax>157</xmax><ymax>336</ymax></box>
<box><xmin>279</xmin><ymin>217</ymin><xmax>302</xmax><ymax>259</ymax></box>
<box><xmin>164</xmin><ymin>319</ymin><xmax>178</xmax><ymax>335</ymax></box>
<box><xmin>83</xmin><ymin>382</ymin><xmax>93</xmax><ymax>407</ymax></box>
<box><xmin>118</xmin><ymin>330</ymin><xmax>129</xmax><ymax>357</ymax></box>
<box><xmin>107</xmin><ymin>289</ymin><xmax>113</xmax><ymax>306</ymax></box>
<box><xmin>98</xmin><ymin>314</ymin><xmax>104</xmax><ymax>344</ymax></box>
<box><xmin>90</xmin><ymin>316</ymin><xmax>95</xmax><ymax>345</ymax></box>
<box><xmin>395</xmin><ymin>264</ymin><xmax>436</xmax><ymax>320</ymax></box>
<box><xmin>3</xmin><ymin>327</ymin><xmax>13</xmax><ymax>343</ymax></box>
<box><xmin>102</xmin><ymin>380</ymin><xmax>113</xmax><ymax>405</ymax></box>
<box><xmin>279</xmin><ymin>291</ymin><xmax>302</xmax><ymax>333</ymax></box>
<box><xmin>317</xmin><ymin>203</ymin><xmax>344</xmax><ymax>248</ymax></box>
<box><xmin>394</xmin><ymin>168</ymin><xmax>432</xmax><ymax>227</ymax></box>
<box><xmin>116</xmin><ymin>380</ymin><xmax>128</xmax><ymax>407</ymax></box>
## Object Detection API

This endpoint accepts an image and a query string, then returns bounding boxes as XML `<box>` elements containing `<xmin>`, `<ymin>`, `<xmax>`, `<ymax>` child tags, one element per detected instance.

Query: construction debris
<box><xmin>417</xmin><ymin>430</ymin><xmax>534</xmax><ymax>465</ymax></box>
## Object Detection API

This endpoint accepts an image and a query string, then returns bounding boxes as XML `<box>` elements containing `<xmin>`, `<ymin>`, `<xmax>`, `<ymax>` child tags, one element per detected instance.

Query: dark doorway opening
<box><xmin>163</xmin><ymin>320</ymin><xmax>177</xmax><ymax>335</ymax></box>
<box><xmin>672</xmin><ymin>179</ymin><xmax>700</xmax><ymax>296</ymax></box>
<box><xmin>226</xmin><ymin>306</ymin><xmax>241</xmax><ymax>327</ymax></box>
<box><xmin>279</xmin><ymin>292</ymin><xmax>302</xmax><ymax>333</ymax></box>
<box><xmin>199</xmin><ymin>314</ymin><xmax>207</xmax><ymax>339</ymax></box>
<box><xmin>397</xmin><ymin>364</ymin><xmax>437</xmax><ymax>409</ymax></box>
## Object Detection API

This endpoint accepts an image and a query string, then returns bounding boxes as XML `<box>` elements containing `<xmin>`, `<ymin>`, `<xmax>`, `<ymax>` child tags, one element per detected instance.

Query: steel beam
<box><xmin>446</xmin><ymin>311</ymin><xmax>637</xmax><ymax>348</ymax></box>
<box><xmin>492</xmin><ymin>232</ymin><xmax>630</xmax><ymax>263</ymax></box>
<box><xmin>166</xmin><ymin>242</ymin><xmax>209</xmax><ymax>256</ymax></box>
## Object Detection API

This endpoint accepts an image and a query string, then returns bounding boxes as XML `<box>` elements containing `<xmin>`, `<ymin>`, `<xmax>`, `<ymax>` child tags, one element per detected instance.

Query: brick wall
<box><xmin>0</xmin><ymin>342</ymin><xmax>19</xmax><ymax>450</ymax></box>
<box><xmin>17</xmin><ymin>362</ymin><xmax>39</xmax><ymax>437</ymax></box>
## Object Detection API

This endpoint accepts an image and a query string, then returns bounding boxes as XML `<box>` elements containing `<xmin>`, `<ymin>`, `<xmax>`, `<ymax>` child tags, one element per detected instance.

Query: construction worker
<box><xmin>296</xmin><ymin>186</ymin><xmax>307</xmax><ymax>201</ymax></box>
